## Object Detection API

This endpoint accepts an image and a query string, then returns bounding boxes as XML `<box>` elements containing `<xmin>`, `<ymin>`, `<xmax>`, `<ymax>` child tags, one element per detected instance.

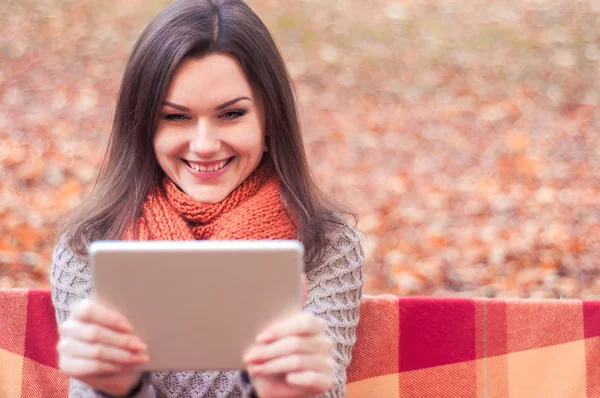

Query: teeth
<box><xmin>189</xmin><ymin>159</ymin><xmax>229</xmax><ymax>172</ymax></box>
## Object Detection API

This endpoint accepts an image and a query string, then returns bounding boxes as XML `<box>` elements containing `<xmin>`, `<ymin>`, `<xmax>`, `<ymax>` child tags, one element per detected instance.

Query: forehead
<box><xmin>166</xmin><ymin>54</ymin><xmax>254</xmax><ymax>104</ymax></box>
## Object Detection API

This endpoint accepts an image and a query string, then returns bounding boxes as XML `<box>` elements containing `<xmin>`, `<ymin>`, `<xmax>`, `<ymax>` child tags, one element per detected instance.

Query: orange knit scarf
<box><xmin>123</xmin><ymin>165</ymin><xmax>297</xmax><ymax>241</ymax></box>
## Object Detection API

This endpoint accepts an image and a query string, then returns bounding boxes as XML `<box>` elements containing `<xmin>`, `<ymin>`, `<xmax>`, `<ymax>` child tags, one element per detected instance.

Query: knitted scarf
<box><xmin>123</xmin><ymin>165</ymin><xmax>297</xmax><ymax>241</ymax></box>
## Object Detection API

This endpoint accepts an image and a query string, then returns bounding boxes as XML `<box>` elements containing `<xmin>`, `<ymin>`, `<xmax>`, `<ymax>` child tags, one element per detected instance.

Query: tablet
<box><xmin>89</xmin><ymin>240</ymin><xmax>304</xmax><ymax>371</ymax></box>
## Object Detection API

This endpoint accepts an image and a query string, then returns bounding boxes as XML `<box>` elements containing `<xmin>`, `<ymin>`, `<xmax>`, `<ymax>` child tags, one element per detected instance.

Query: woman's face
<box><xmin>154</xmin><ymin>54</ymin><xmax>265</xmax><ymax>203</ymax></box>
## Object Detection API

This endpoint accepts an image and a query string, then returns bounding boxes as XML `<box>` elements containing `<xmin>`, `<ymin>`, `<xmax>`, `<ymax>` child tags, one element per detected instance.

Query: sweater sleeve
<box><xmin>50</xmin><ymin>242</ymin><xmax>157</xmax><ymax>398</ymax></box>
<box><xmin>304</xmin><ymin>225</ymin><xmax>365</xmax><ymax>398</ymax></box>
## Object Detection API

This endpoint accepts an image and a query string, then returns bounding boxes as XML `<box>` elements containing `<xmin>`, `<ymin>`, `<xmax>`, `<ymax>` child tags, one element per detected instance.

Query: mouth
<box><xmin>183</xmin><ymin>157</ymin><xmax>234</xmax><ymax>172</ymax></box>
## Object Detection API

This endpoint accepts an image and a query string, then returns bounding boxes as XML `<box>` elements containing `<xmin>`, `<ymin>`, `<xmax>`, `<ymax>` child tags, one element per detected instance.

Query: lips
<box><xmin>183</xmin><ymin>157</ymin><xmax>233</xmax><ymax>172</ymax></box>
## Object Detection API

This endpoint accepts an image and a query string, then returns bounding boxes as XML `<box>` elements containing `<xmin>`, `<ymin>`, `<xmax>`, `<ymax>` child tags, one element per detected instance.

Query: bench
<box><xmin>1</xmin><ymin>289</ymin><xmax>599</xmax><ymax>397</ymax></box>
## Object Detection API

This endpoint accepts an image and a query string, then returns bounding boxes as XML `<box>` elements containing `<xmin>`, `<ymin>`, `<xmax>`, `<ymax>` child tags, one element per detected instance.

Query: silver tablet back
<box><xmin>90</xmin><ymin>240</ymin><xmax>303</xmax><ymax>371</ymax></box>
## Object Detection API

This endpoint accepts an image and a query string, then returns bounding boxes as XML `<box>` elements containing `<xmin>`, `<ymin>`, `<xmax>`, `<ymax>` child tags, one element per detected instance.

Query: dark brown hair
<box><xmin>59</xmin><ymin>0</ymin><xmax>353</xmax><ymax>270</ymax></box>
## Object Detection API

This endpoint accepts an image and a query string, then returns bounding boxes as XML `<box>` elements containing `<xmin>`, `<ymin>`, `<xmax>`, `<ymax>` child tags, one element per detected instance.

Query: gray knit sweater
<box><xmin>50</xmin><ymin>226</ymin><xmax>364</xmax><ymax>398</ymax></box>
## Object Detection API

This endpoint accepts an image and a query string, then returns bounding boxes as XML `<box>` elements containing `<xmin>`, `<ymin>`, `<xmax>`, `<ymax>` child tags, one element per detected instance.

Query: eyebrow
<box><xmin>162</xmin><ymin>96</ymin><xmax>251</xmax><ymax>112</ymax></box>
<box><xmin>215</xmin><ymin>96</ymin><xmax>251</xmax><ymax>111</ymax></box>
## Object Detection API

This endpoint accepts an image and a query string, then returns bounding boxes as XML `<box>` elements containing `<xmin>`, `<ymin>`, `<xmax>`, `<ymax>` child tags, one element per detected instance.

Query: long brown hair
<box><xmin>59</xmin><ymin>0</ymin><xmax>354</xmax><ymax>270</ymax></box>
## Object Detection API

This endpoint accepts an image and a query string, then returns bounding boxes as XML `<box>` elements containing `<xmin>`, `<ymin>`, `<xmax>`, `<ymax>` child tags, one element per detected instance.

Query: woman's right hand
<box><xmin>57</xmin><ymin>299</ymin><xmax>150</xmax><ymax>396</ymax></box>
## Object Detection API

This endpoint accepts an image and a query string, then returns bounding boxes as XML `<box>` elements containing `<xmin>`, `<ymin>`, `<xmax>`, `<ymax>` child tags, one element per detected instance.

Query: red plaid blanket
<box><xmin>0</xmin><ymin>289</ymin><xmax>67</xmax><ymax>398</ymax></box>
<box><xmin>2</xmin><ymin>290</ymin><xmax>599</xmax><ymax>397</ymax></box>
<box><xmin>346</xmin><ymin>295</ymin><xmax>600</xmax><ymax>398</ymax></box>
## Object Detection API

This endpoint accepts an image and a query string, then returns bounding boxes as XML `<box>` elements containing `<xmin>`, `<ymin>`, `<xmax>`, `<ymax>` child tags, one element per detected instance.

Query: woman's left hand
<box><xmin>243</xmin><ymin>312</ymin><xmax>336</xmax><ymax>398</ymax></box>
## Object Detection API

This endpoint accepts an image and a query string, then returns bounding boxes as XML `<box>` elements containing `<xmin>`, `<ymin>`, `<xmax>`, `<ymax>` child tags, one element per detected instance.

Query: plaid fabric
<box><xmin>2</xmin><ymin>290</ymin><xmax>600</xmax><ymax>397</ymax></box>
<box><xmin>0</xmin><ymin>289</ymin><xmax>68</xmax><ymax>397</ymax></box>
<box><xmin>347</xmin><ymin>295</ymin><xmax>600</xmax><ymax>398</ymax></box>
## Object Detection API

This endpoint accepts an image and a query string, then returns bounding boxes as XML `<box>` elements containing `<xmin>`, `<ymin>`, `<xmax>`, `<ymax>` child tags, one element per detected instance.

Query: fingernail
<box><xmin>130</xmin><ymin>338</ymin><xmax>147</xmax><ymax>352</ymax></box>
<box><xmin>256</xmin><ymin>332</ymin><xmax>273</xmax><ymax>343</ymax></box>
<box><xmin>248</xmin><ymin>364</ymin><xmax>263</xmax><ymax>375</ymax></box>
<box><xmin>243</xmin><ymin>353</ymin><xmax>257</xmax><ymax>363</ymax></box>
<box><xmin>118</xmin><ymin>319</ymin><xmax>133</xmax><ymax>331</ymax></box>
<box><xmin>132</xmin><ymin>354</ymin><xmax>149</xmax><ymax>363</ymax></box>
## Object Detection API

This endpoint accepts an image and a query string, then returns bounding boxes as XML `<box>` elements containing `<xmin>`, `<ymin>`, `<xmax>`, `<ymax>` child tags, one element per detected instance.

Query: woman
<box><xmin>51</xmin><ymin>0</ymin><xmax>364</xmax><ymax>397</ymax></box>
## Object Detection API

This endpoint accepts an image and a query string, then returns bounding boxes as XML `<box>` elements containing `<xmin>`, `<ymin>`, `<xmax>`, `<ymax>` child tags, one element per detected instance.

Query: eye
<box><xmin>164</xmin><ymin>114</ymin><xmax>188</xmax><ymax>121</ymax></box>
<box><xmin>220</xmin><ymin>109</ymin><xmax>247</xmax><ymax>120</ymax></box>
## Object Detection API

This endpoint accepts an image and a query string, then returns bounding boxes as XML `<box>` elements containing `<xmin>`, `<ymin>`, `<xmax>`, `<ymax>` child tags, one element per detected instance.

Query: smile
<box><xmin>184</xmin><ymin>157</ymin><xmax>233</xmax><ymax>172</ymax></box>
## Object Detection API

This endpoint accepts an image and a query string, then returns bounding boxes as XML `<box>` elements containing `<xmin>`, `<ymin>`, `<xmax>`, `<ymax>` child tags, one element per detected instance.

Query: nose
<box><xmin>189</xmin><ymin>120</ymin><xmax>221</xmax><ymax>157</ymax></box>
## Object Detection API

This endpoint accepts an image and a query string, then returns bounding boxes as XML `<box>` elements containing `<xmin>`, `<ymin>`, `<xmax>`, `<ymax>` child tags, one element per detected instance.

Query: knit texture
<box><xmin>123</xmin><ymin>165</ymin><xmax>297</xmax><ymax>241</ymax></box>
<box><xmin>50</xmin><ymin>169</ymin><xmax>364</xmax><ymax>398</ymax></box>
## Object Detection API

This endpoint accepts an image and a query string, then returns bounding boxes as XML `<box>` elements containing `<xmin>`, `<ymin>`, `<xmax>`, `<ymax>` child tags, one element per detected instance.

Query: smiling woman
<box><xmin>154</xmin><ymin>55</ymin><xmax>265</xmax><ymax>204</ymax></box>
<box><xmin>51</xmin><ymin>1</ymin><xmax>364</xmax><ymax>397</ymax></box>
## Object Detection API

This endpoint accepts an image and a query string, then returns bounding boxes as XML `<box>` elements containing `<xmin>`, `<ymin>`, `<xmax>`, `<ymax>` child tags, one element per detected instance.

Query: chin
<box><xmin>187</xmin><ymin>188</ymin><xmax>229</xmax><ymax>204</ymax></box>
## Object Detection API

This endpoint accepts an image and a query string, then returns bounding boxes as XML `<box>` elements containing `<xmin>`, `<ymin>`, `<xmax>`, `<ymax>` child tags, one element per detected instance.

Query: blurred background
<box><xmin>1</xmin><ymin>0</ymin><xmax>599</xmax><ymax>298</ymax></box>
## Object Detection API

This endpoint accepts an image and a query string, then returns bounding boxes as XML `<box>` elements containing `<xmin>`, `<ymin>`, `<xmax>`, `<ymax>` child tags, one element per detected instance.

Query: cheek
<box><xmin>234</xmin><ymin>119</ymin><xmax>264</xmax><ymax>155</ymax></box>
<box><xmin>236</xmin><ymin>135</ymin><xmax>264</xmax><ymax>155</ymax></box>
<box><xmin>153</xmin><ymin>132</ymin><xmax>187</xmax><ymax>177</ymax></box>
<box><xmin>154</xmin><ymin>130</ymin><xmax>183</xmax><ymax>160</ymax></box>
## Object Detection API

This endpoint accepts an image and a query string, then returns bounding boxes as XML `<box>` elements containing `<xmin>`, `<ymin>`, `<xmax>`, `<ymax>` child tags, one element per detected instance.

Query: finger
<box><xmin>72</xmin><ymin>299</ymin><xmax>133</xmax><ymax>333</ymax></box>
<box><xmin>247</xmin><ymin>354</ymin><xmax>334</xmax><ymax>376</ymax></box>
<box><xmin>57</xmin><ymin>338</ymin><xmax>149</xmax><ymax>366</ymax></box>
<box><xmin>286</xmin><ymin>370</ymin><xmax>334</xmax><ymax>392</ymax></box>
<box><xmin>59</xmin><ymin>356</ymin><xmax>136</xmax><ymax>378</ymax></box>
<box><xmin>59</xmin><ymin>320</ymin><xmax>147</xmax><ymax>353</ymax></box>
<box><xmin>244</xmin><ymin>335</ymin><xmax>334</xmax><ymax>364</ymax></box>
<box><xmin>257</xmin><ymin>313</ymin><xmax>327</xmax><ymax>344</ymax></box>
